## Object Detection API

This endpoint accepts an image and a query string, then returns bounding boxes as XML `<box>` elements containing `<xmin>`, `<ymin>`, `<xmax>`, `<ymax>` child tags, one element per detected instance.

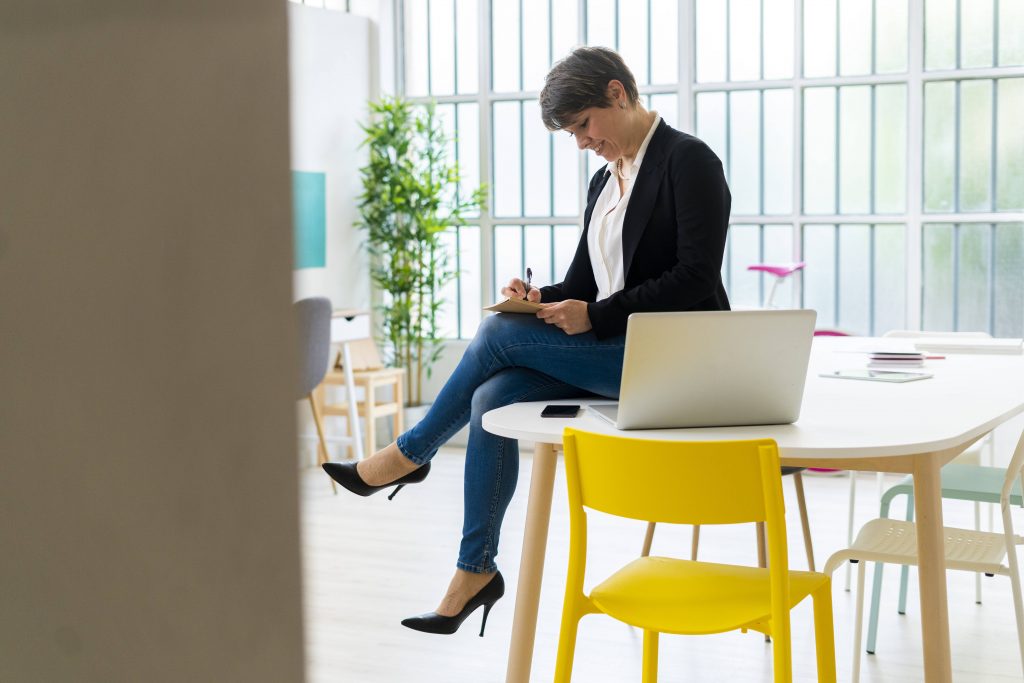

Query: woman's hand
<box><xmin>537</xmin><ymin>300</ymin><xmax>592</xmax><ymax>335</ymax></box>
<box><xmin>501</xmin><ymin>278</ymin><xmax>541</xmax><ymax>303</ymax></box>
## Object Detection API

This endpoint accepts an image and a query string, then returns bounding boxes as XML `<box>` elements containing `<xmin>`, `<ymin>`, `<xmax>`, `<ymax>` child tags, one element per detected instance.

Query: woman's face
<box><xmin>563</xmin><ymin>101</ymin><xmax>627</xmax><ymax>162</ymax></box>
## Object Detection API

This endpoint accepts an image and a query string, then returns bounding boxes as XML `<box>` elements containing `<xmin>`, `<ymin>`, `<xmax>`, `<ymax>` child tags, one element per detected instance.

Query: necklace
<box><xmin>615</xmin><ymin>111</ymin><xmax>656</xmax><ymax>180</ymax></box>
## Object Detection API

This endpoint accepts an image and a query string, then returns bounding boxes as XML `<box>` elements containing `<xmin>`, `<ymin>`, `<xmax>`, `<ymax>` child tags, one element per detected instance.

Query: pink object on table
<box><xmin>747</xmin><ymin>262</ymin><xmax>807</xmax><ymax>277</ymax></box>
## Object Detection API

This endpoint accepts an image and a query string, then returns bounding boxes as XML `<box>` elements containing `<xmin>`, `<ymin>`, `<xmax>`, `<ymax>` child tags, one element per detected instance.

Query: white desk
<box><xmin>482</xmin><ymin>336</ymin><xmax>1024</xmax><ymax>682</ymax></box>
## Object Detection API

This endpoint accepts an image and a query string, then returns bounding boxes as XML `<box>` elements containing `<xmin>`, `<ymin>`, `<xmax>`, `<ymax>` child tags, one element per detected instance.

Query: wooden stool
<box><xmin>316</xmin><ymin>365</ymin><xmax>406</xmax><ymax>461</ymax></box>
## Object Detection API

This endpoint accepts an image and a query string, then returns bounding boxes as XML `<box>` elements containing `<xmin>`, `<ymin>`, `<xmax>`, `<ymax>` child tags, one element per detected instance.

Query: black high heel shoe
<box><xmin>401</xmin><ymin>571</ymin><xmax>505</xmax><ymax>637</ymax></box>
<box><xmin>322</xmin><ymin>461</ymin><xmax>430</xmax><ymax>500</ymax></box>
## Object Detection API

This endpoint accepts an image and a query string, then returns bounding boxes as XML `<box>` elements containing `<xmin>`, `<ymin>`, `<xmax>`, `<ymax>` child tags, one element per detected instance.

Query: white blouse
<box><xmin>587</xmin><ymin>113</ymin><xmax>661</xmax><ymax>301</ymax></box>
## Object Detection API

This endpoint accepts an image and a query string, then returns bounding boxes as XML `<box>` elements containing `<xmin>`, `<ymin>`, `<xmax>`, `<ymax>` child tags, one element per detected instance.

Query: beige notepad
<box><xmin>483</xmin><ymin>298</ymin><xmax>544</xmax><ymax>314</ymax></box>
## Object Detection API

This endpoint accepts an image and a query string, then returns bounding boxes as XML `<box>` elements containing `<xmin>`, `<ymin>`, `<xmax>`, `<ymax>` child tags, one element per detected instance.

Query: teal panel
<box><xmin>292</xmin><ymin>171</ymin><xmax>326</xmax><ymax>269</ymax></box>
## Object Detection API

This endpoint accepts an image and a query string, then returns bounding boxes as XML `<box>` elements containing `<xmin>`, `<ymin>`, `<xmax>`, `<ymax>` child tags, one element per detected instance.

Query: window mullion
<box><xmin>578</xmin><ymin>0</ymin><xmax>588</xmax><ymax>219</ymax></box>
<box><xmin>989</xmin><ymin>222</ymin><xmax>997</xmax><ymax>335</ymax></box>
<box><xmin>426</xmin><ymin>0</ymin><xmax>433</xmax><ymax>94</ymax></box>
<box><xmin>869</xmin><ymin>223</ymin><xmax>877</xmax><ymax>334</ymax></box>
<box><xmin>921</xmin><ymin>65</ymin><xmax>1024</xmax><ymax>81</ymax></box>
<box><xmin>396</xmin><ymin>0</ymin><xmax>406</xmax><ymax>96</ymax></box>
<box><xmin>834</xmin><ymin>224</ymin><xmax>841</xmax><ymax>327</ymax></box>
<box><xmin>906</xmin><ymin>0</ymin><xmax>925</xmax><ymax>331</ymax></box>
<box><xmin>681</xmin><ymin>0</ymin><xmax>695</xmax><ymax>132</ymax></box>
<box><xmin>991</xmin><ymin>77</ymin><xmax>999</xmax><ymax>211</ymax></box>
<box><xmin>953</xmin><ymin>222</ymin><xmax>961</xmax><ymax>329</ymax></box>
<box><xmin>479</xmin><ymin>0</ymin><xmax>495</xmax><ymax>308</ymax></box>
<box><xmin>792</xmin><ymin>0</ymin><xmax>804</xmax><ymax>308</ymax></box>
<box><xmin>907</xmin><ymin>211</ymin><xmax>1024</xmax><ymax>223</ymax></box>
<box><xmin>647</xmin><ymin>0</ymin><xmax>653</xmax><ymax>85</ymax></box>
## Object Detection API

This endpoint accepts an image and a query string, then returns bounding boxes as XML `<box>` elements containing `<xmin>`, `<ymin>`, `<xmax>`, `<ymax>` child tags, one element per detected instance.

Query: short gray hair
<box><xmin>539</xmin><ymin>46</ymin><xmax>639</xmax><ymax>131</ymax></box>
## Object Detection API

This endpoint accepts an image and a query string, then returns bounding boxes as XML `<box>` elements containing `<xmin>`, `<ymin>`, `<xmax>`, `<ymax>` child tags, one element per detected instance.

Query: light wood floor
<box><xmin>302</xmin><ymin>448</ymin><xmax>1023</xmax><ymax>682</ymax></box>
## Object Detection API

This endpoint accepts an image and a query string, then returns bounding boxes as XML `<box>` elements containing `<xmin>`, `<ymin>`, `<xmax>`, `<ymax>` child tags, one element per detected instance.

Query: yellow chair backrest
<box><xmin>562</xmin><ymin>428</ymin><xmax>785</xmax><ymax>526</ymax></box>
<box><xmin>558</xmin><ymin>429</ymin><xmax>830</xmax><ymax>683</ymax></box>
<box><xmin>562</xmin><ymin>428</ymin><xmax>792</xmax><ymax>659</ymax></box>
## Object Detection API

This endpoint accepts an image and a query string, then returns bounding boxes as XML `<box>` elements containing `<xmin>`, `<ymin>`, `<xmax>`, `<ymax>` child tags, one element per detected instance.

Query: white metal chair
<box><xmin>862</xmin><ymin>458</ymin><xmax>1022</xmax><ymax>657</ymax></box>
<box><xmin>837</xmin><ymin>330</ymin><xmax>995</xmax><ymax>593</ymax></box>
<box><xmin>824</xmin><ymin>427</ymin><xmax>1024</xmax><ymax>683</ymax></box>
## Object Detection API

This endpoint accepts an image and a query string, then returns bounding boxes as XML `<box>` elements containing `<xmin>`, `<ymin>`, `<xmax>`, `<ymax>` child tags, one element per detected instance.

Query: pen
<box><xmin>524</xmin><ymin>267</ymin><xmax>532</xmax><ymax>299</ymax></box>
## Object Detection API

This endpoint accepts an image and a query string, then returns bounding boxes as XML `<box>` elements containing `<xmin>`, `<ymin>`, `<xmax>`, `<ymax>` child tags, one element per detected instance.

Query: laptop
<box><xmin>588</xmin><ymin>309</ymin><xmax>817</xmax><ymax>430</ymax></box>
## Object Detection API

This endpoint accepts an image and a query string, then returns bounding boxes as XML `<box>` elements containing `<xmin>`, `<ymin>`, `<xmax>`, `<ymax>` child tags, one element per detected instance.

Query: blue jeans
<box><xmin>396</xmin><ymin>313</ymin><xmax>625</xmax><ymax>573</ymax></box>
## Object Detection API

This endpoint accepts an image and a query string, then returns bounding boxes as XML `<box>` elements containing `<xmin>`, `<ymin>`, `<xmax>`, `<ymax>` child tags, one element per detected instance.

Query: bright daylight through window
<box><xmin>402</xmin><ymin>0</ymin><xmax>1024</xmax><ymax>339</ymax></box>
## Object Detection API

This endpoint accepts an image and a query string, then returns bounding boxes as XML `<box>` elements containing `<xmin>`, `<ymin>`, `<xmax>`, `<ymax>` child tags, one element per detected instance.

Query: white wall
<box><xmin>0</xmin><ymin>3</ymin><xmax>304</xmax><ymax>681</ymax></box>
<box><xmin>289</xmin><ymin>5</ymin><xmax>371</xmax><ymax>309</ymax></box>
<box><xmin>289</xmin><ymin>4</ymin><xmax>380</xmax><ymax>459</ymax></box>
<box><xmin>293</xmin><ymin>0</ymin><xmax>396</xmax><ymax>98</ymax></box>
<box><xmin>346</xmin><ymin>0</ymin><xmax>398</xmax><ymax>97</ymax></box>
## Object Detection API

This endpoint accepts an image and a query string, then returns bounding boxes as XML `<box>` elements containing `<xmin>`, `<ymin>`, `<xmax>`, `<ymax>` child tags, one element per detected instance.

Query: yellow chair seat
<box><xmin>591</xmin><ymin>555</ymin><xmax>830</xmax><ymax>636</ymax></box>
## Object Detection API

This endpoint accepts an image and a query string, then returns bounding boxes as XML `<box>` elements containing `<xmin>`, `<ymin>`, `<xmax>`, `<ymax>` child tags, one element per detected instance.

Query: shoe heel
<box><xmin>387</xmin><ymin>484</ymin><xmax>406</xmax><ymax>501</ymax></box>
<box><xmin>479</xmin><ymin>601</ymin><xmax>495</xmax><ymax>637</ymax></box>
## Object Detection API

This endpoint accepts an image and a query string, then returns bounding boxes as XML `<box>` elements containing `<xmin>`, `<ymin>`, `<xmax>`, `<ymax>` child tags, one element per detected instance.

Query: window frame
<box><xmin>398</xmin><ymin>0</ymin><xmax>1024</xmax><ymax>338</ymax></box>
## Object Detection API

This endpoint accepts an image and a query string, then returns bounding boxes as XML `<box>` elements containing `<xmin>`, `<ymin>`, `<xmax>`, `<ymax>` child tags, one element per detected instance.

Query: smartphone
<box><xmin>541</xmin><ymin>404</ymin><xmax>580</xmax><ymax>418</ymax></box>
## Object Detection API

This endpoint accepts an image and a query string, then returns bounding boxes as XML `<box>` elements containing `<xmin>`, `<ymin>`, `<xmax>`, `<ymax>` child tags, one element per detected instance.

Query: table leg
<box><xmin>505</xmin><ymin>442</ymin><xmax>558</xmax><ymax>683</ymax></box>
<box><xmin>340</xmin><ymin>342</ymin><xmax>363</xmax><ymax>460</ymax></box>
<box><xmin>364</xmin><ymin>378</ymin><xmax>377</xmax><ymax>458</ymax></box>
<box><xmin>912</xmin><ymin>455</ymin><xmax>952</xmax><ymax>683</ymax></box>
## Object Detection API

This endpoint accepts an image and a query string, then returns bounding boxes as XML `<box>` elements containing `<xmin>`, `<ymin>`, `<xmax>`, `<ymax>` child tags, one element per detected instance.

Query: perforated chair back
<box><xmin>294</xmin><ymin>297</ymin><xmax>332</xmax><ymax>399</ymax></box>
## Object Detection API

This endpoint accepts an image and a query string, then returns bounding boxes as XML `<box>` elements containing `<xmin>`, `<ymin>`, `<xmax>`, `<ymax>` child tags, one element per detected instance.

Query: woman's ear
<box><xmin>606</xmin><ymin>80</ymin><xmax>625</xmax><ymax>106</ymax></box>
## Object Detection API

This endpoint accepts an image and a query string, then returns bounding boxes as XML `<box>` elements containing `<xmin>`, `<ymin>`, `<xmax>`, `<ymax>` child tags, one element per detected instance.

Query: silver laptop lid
<box><xmin>615</xmin><ymin>309</ymin><xmax>817</xmax><ymax>430</ymax></box>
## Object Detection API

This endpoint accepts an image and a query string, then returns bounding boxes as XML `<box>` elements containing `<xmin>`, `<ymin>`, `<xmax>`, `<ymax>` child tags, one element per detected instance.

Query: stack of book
<box><xmin>867</xmin><ymin>351</ymin><xmax>926</xmax><ymax>370</ymax></box>
<box><xmin>913</xmin><ymin>337</ymin><xmax>1023</xmax><ymax>355</ymax></box>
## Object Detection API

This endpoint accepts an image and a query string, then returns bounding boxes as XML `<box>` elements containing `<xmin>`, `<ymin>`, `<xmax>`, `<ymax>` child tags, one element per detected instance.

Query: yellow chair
<box><xmin>556</xmin><ymin>429</ymin><xmax>837</xmax><ymax>682</ymax></box>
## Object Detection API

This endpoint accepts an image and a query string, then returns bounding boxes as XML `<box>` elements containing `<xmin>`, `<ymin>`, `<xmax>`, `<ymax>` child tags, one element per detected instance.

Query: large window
<box><xmin>402</xmin><ymin>0</ymin><xmax>1024</xmax><ymax>338</ymax></box>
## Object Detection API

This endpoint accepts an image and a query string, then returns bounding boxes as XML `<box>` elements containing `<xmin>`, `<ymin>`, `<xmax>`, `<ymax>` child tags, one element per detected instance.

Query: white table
<box><xmin>482</xmin><ymin>336</ymin><xmax>1024</xmax><ymax>683</ymax></box>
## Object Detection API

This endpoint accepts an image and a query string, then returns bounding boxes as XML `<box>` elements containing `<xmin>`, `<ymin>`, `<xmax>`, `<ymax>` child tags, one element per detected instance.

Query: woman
<box><xmin>324</xmin><ymin>46</ymin><xmax>731</xmax><ymax>636</ymax></box>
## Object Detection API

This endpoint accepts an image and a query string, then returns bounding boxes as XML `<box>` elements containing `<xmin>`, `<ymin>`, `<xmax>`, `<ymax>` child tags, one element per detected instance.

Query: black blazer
<box><xmin>539</xmin><ymin>120</ymin><xmax>732</xmax><ymax>339</ymax></box>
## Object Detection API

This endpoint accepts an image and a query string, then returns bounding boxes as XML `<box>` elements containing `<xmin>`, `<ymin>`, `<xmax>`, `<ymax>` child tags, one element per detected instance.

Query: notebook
<box><xmin>483</xmin><ymin>298</ymin><xmax>543</xmax><ymax>314</ymax></box>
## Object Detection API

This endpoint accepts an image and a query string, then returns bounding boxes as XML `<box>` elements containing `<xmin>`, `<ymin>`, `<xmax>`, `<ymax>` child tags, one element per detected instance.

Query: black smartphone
<box><xmin>541</xmin><ymin>404</ymin><xmax>580</xmax><ymax>418</ymax></box>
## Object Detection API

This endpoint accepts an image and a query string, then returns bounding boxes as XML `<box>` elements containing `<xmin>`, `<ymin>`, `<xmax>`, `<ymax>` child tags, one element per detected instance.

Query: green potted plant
<box><xmin>357</xmin><ymin>96</ymin><xmax>485</xmax><ymax>413</ymax></box>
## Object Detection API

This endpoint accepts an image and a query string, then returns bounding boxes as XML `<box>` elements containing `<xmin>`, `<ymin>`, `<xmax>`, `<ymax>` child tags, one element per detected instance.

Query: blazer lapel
<box><xmin>583</xmin><ymin>170</ymin><xmax>611</xmax><ymax>233</ymax></box>
<box><xmin>621</xmin><ymin>120</ymin><xmax>670</xmax><ymax>281</ymax></box>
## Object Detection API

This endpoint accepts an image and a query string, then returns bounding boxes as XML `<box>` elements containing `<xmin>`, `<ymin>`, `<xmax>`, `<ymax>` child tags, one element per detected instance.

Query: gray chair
<box><xmin>295</xmin><ymin>296</ymin><xmax>335</xmax><ymax>493</ymax></box>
